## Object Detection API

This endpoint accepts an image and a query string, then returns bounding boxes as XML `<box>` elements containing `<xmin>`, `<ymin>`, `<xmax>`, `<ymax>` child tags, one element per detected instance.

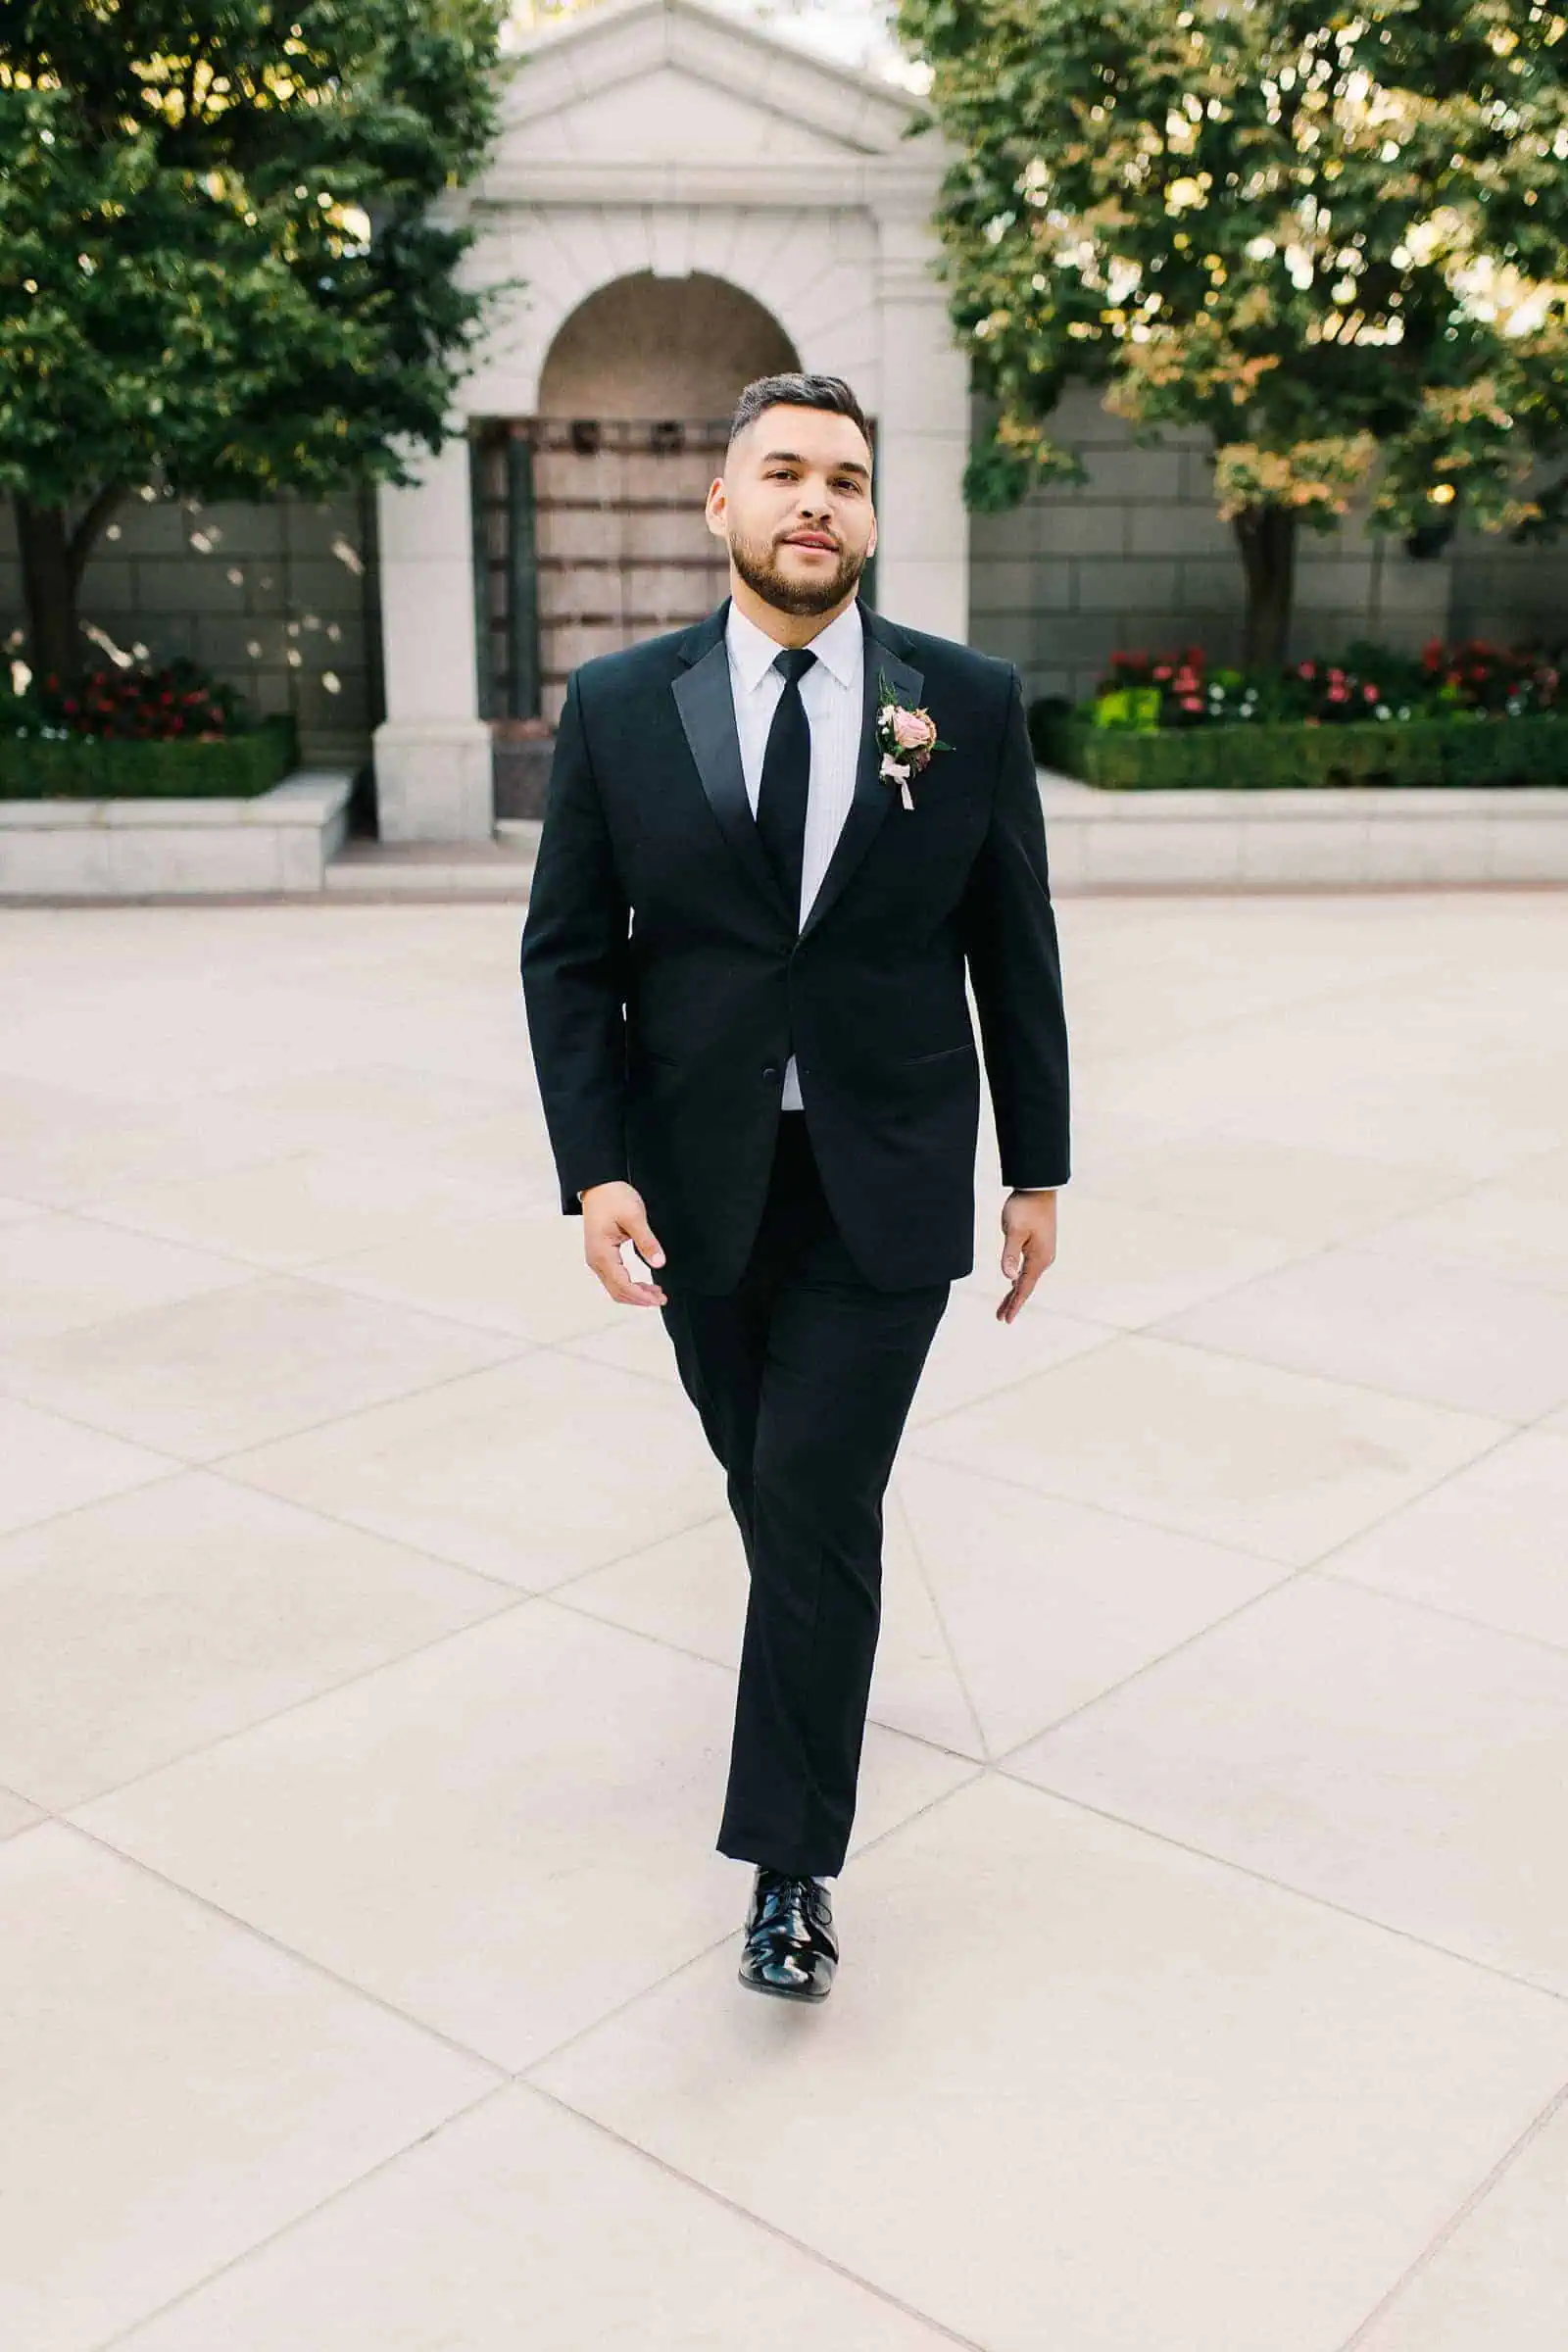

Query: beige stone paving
<box><xmin>0</xmin><ymin>893</ymin><xmax>1565</xmax><ymax>2348</ymax></box>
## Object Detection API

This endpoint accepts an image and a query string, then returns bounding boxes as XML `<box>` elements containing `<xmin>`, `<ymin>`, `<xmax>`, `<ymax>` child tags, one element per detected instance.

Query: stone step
<box><xmin>324</xmin><ymin>821</ymin><xmax>540</xmax><ymax>898</ymax></box>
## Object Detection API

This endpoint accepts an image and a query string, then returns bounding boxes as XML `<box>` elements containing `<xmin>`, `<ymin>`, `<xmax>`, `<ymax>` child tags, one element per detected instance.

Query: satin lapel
<box><xmin>798</xmin><ymin>608</ymin><xmax>922</xmax><ymax>947</ymax></box>
<box><xmin>669</xmin><ymin>616</ymin><xmax>794</xmax><ymax>926</ymax></box>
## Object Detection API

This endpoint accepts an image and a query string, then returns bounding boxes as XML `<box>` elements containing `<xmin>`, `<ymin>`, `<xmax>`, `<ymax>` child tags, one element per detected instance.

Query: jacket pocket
<box><xmin>904</xmin><ymin>1041</ymin><xmax>977</xmax><ymax>1068</ymax></box>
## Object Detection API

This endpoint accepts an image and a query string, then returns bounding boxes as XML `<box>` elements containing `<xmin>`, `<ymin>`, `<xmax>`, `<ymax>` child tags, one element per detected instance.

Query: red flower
<box><xmin>1152</xmin><ymin>665</ymin><xmax>1172</xmax><ymax>682</ymax></box>
<box><xmin>1179</xmin><ymin>694</ymin><xmax>1203</xmax><ymax>711</ymax></box>
<box><xmin>1298</xmin><ymin>662</ymin><xmax>1316</xmax><ymax>679</ymax></box>
<box><xmin>1362</xmin><ymin>682</ymin><xmax>1379</xmax><ymax>700</ymax></box>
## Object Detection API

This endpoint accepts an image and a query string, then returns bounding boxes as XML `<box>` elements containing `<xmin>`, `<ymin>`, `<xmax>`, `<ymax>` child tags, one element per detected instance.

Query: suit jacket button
<box><xmin>761</xmin><ymin>1063</ymin><xmax>779</xmax><ymax>1082</ymax></box>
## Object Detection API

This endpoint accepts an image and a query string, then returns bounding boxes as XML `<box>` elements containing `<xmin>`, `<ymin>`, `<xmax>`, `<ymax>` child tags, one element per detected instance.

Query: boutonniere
<box><xmin>875</xmin><ymin>672</ymin><xmax>954</xmax><ymax>810</ymax></box>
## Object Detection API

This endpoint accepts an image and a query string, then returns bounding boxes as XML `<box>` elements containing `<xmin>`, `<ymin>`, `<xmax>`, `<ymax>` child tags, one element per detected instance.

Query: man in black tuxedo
<box><xmin>520</xmin><ymin>372</ymin><xmax>1069</xmax><ymax>2002</ymax></box>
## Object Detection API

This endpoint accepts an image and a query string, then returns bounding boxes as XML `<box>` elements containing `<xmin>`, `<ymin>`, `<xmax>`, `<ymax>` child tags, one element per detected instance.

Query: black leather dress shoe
<box><xmin>738</xmin><ymin>1868</ymin><xmax>838</xmax><ymax>2002</ymax></box>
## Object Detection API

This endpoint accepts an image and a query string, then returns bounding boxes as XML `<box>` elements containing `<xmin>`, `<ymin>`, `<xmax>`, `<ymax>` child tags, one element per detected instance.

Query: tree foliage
<box><xmin>0</xmin><ymin>0</ymin><xmax>510</xmax><ymax>670</ymax></box>
<box><xmin>897</xmin><ymin>0</ymin><xmax>1568</xmax><ymax>658</ymax></box>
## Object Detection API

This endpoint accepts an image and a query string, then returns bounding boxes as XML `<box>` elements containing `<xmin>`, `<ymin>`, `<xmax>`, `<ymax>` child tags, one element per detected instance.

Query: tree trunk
<box><xmin>1231</xmin><ymin>503</ymin><xmax>1298</xmax><ymax>669</ymax></box>
<box><xmin>13</xmin><ymin>488</ymin><xmax>123</xmax><ymax>682</ymax></box>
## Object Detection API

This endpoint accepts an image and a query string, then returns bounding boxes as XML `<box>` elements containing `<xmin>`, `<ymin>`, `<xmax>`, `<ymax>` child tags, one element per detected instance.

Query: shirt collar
<box><xmin>725</xmin><ymin>595</ymin><xmax>863</xmax><ymax>696</ymax></box>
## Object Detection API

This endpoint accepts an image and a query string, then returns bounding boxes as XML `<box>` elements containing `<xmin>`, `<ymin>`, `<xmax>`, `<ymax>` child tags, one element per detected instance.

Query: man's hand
<box><xmin>998</xmin><ymin>1189</ymin><xmax>1057</xmax><ymax>1324</ymax></box>
<box><xmin>580</xmin><ymin>1181</ymin><xmax>668</xmax><ymax>1307</ymax></box>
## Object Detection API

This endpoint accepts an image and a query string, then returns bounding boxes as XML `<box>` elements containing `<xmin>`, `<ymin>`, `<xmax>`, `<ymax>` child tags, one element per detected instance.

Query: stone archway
<box><xmin>539</xmin><ymin>271</ymin><xmax>798</xmax><ymax>420</ymax></box>
<box><xmin>475</xmin><ymin>273</ymin><xmax>801</xmax><ymax>747</ymax></box>
<box><xmin>372</xmin><ymin>0</ymin><xmax>969</xmax><ymax>844</ymax></box>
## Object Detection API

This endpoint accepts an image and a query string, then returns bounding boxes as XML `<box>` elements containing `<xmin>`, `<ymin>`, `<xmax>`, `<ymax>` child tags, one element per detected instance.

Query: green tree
<box><xmin>1</xmin><ymin>0</ymin><xmax>510</xmax><ymax>677</ymax></box>
<box><xmin>897</xmin><ymin>0</ymin><xmax>1568</xmax><ymax>663</ymax></box>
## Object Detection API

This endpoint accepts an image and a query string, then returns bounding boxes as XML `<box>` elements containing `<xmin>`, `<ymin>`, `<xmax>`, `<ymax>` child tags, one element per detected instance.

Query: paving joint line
<box><xmin>87</xmin><ymin>2080</ymin><xmax>515</xmax><ymax>2352</ymax></box>
<box><xmin>62</xmin><ymin>1817</ymin><xmax>509</xmax><ymax>2074</ymax></box>
<box><xmin>521</xmin><ymin>2078</ymin><xmax>992</xmax><ymax>2352</ymax></box>
<box><xmin>995</xmin><ymin>1772</ymin><xmax>1568</xmax><ymax>2012</ymax></box>
<box><xmin>1334</xmin><ymin>2068</ymin><xmax>1568</xmax><ymax>2352</ymax></box>
<box><xmin>888</xmin><ymin>1478</ymin><xmax>994</xmax><ymax>1762</ymax></box>
<box><xmin>44</xmin><ymin>1591</ymin><xmax>539</xmax><ymax>1820</ymax></box>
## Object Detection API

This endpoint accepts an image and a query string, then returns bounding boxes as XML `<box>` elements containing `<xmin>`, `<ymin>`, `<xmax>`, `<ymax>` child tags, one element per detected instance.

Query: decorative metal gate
<box><xmin>470</xmin><ymin>413</ymin><xmax>876</xmax><ymax>729</ymax></box>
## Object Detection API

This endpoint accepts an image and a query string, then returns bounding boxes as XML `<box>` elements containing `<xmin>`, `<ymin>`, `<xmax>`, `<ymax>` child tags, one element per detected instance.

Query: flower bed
<box><xmin>1029</xmin><ymin>639</ymin><xmax>1568</xmax><ymax>791</ymax></box>
<box><xmin>0</xmin><ymin>660</ymin><xmax>297</xmax><ymax>799</ymax></box>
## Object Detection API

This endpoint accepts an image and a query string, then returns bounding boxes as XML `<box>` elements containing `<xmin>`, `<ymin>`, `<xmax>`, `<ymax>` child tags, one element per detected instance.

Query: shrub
<box><xmin>0</xmin><ymin>660</ymin><xmax>296</xmax><ymax>797</ymax></box>
<box><xmin>1027</xmin><ymin>637</ymin><xmax>1568</xmax><ymax>789</ymax></box>
<box><xmin>3</xmin><ymin>658</ymin><xmax>249</xmax><ymax>743</ymax></box>
<box><xmin>1087</xmin><ymin>638</ymin><xmax>1562</xmax><ymax>732</ymax></box>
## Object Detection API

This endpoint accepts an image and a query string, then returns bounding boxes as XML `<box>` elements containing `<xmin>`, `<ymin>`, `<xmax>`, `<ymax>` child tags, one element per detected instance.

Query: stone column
<box><xmin>869</xmin><ymin>191</ymin><xmax>971</xmax><ymax>643</ymax></box>
<box><xmin>372</xmin><ymin>435</ymin><xmax>494</xmax><ymax>842</ymax></box>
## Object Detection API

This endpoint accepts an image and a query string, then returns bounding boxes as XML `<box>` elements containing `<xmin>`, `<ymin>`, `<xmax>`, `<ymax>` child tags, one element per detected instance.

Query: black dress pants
<box><xmin>659</xmin><ymin>1111</ymin><xmax>951</xmax><ymax>1877</ymax></box>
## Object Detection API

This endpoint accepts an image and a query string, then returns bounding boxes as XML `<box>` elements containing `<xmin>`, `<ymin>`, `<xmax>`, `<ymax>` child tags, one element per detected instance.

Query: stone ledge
<box><xmin>0</xmin><ymin>770</ymin><xmax>354</xmax><ymax>898</ymax></box>
<box><xmin>1039</xmin><ymin>774</ymin><xmax>1568</xmax><ymax>888</ymax></box>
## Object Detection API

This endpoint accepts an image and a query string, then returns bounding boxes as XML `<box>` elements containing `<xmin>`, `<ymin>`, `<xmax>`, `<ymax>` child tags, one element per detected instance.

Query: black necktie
<box><xmin>756</xmin><ymin>646</ymin><xmax>817</xmax><ymax>923</ymax></box>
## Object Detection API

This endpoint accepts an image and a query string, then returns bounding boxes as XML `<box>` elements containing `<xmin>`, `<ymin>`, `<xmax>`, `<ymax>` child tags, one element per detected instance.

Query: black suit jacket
<box><xmin>519</xmin><ymin>596</ymin><xmax>1069</xmax><ymax>1294</ymax></box>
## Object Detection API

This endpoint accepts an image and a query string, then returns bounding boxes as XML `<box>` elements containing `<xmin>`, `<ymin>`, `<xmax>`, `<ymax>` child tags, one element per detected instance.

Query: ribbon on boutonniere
<box><xmin>875</xmin><ymin>671</ymin><xmax>954</xmax><ymax>809</ymax></box>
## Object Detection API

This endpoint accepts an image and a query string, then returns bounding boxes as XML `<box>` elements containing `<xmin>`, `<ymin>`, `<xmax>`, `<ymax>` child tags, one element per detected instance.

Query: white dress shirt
<box><xmin>725</xmin><ymin>596</ymin><xmax>865</xmax><ymax>1109</ymax></box>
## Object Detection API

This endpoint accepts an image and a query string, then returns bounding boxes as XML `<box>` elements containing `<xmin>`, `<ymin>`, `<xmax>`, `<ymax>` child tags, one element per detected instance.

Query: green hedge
<box><xmin>0</xmin><ymin>714</ymin><xmax>297</xmax><ymax>801</ymax></box>
<box><xmin>1036</xmin><ymin>711</ymin><xmax>1568</xmax><ymax>792</ymax></box>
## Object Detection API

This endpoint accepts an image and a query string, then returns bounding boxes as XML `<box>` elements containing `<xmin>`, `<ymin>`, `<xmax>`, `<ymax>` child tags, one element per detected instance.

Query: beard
<box><xmin>728</xmin><ymin>523</ymin><xmax>867</xmax><ymax>616</ymax></box>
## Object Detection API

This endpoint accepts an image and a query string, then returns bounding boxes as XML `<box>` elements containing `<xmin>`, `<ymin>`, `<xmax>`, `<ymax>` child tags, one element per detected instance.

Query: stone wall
<box><xmin>967</xmin><ymin>385</ymin><xmax>1456</xmax><ymax>703</ymax></box>
<box><xmin>0</xmin><ymin>487</ymin><xmax>381</xmax><ymax>766</ymax></box>
<box><xmin>1448</xmin><ymin>472</ymin><xmax>1568</xmax><ymax>649</ymax></box>
<box><xmin>967</xmin><ymin>383</ymin><xmax>1565</xmax><ymax>706</ymax></box>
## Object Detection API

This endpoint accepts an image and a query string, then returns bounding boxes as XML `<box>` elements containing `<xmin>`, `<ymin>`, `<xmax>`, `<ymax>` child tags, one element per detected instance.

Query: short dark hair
<box><xmin>727</xmin><ymin>372</ymin><xmax>873</xmax><ymax>457</ymax></box>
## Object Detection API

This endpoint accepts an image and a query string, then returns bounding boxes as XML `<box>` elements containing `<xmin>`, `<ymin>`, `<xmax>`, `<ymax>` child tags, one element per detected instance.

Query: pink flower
<box><xmin>1179</xmin><ymin>695</ymin><xmax>1203</xmax><ymax>711</ymax></box>
<box><xmin>891</xmin><ymin>705</ymin><xmax>938</xmax><ymax>752</ymax></box>
<box><xmin>1362</xmin><ymin>682</ymin><xmax>1379</xmax><ymax>700</ymax></box>
<box><xmin>1328</xmin><ymin>685</ymin><xmax>1348</xmax><ymax>702</ymax></box>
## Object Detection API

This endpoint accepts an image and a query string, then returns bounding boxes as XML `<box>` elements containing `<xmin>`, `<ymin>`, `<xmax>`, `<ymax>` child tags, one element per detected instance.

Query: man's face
<box><xmin>708</xmin><ymin>404</ymin><xmax>877</xmax><ymax>615</ymax></box>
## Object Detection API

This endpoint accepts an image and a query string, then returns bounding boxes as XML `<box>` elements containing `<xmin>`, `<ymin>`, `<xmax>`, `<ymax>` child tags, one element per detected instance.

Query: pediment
<box><xmin>502</xmin><ymin>60</ymin><xmax>861</xmax><ymax>166</ymax></box>
<box><xmin>499</xmin><ymin>0</ymin><xmax>926</xmax><ymax>165</ymax></box>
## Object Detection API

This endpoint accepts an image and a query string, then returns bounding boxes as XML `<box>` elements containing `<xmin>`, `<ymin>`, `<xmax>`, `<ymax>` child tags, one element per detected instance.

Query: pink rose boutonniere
<box><xmin>875</xmin><ymin>672</ymin><xmax>954</xmax><ymax>809</ymax></box>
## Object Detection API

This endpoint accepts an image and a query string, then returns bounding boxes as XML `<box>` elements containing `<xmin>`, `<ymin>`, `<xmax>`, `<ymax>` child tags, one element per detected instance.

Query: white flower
<box><xmin>1376</xmin><ymin>704</ymin><xmax>1392</xmax><ymax>719</ymax></box>
<box><xmin>878</xmin><ymin>704</ymin><xmax>900</xmax><ymax>728</ymax></box>
<box><xmin>879</xmin><ymin>753</ymin><xmax>910</xmax><ymax>783</ymax></box>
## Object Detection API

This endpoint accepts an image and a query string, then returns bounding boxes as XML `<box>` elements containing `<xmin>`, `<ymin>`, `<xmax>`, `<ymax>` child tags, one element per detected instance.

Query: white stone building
<box><xmin>372</xmin><ymin>0</ymin><xmax>972</xmax><ymax>840</ymax></box>
<box><xmin>2</xmin><ymin>0</ymin><xmax>1559</xmax><ymax>838</ymax></box>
